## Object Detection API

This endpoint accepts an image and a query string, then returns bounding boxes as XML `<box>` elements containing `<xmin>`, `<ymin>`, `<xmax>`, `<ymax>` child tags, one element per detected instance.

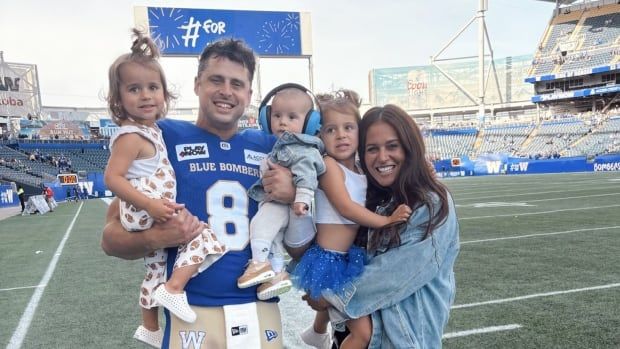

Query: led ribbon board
<box><xmin>134</xmin><ymin>7</ymin><xmax>313</xmax><ymax>57</ymax></box>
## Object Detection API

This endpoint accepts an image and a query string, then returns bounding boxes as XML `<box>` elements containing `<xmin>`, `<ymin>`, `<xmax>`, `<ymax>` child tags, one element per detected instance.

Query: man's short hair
<box><xmin>197</xmin><ymin>39</ymin><xmax>256</xmax><ymax>82</ymax></box>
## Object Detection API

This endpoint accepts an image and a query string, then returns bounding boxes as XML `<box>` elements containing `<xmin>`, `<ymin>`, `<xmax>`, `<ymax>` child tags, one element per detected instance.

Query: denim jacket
<box><xmin>325</xmin><ymin>192</ymin><xmax>460</xmax><ymax>348</ymax></box>
<box><xmin>248</xmin><ymin>131</ymin><xmax>325</xmax><ymax>205</ymax></box>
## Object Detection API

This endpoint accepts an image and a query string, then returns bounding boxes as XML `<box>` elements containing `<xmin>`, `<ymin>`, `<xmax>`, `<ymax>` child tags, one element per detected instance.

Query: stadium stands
<box><xmin>0</xmin><ymin>141</ymin><xmax>109</xmax><ymax>188</ymax></box>
<box><xmin>529</xmin><ymin>5</ymin><xmax>620</xmax><ymax>78</ymax></box>
<box><xmin>420</xmin><ymin>112</ymin><xmax>620</xmax><ymax>160</ymax></box>
<box><xmin>477</xmin><ymin>122</ymin><xmax>535</xmax><ymax>156</ymax></box>
<box><xmin>425</xmin><ymin>128</ymin><xmax>477</xmax><ymax>160</ymax></box>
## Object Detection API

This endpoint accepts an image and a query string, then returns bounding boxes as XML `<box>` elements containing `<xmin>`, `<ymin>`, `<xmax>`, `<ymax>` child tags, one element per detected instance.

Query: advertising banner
<box><xmin>434</xmin><ymin>154</ymin><xmax>620</xmax><ymax>176</ymax></box>
<box><xmin>0</xmin><ymin>184</ymin><xmax>18</xmax><ymax>208</ymax></box>
<box><xmin>0</xmin><ymin>60</ymin><xmax>41</xmax><ymax>117</ymax></box>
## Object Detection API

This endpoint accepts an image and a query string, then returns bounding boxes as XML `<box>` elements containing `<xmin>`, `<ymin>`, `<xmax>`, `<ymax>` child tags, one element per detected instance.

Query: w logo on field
<box><xmin>265</xmin><ymin>329</ymin><xmax>278</xmax><ymax>341</ymax></box>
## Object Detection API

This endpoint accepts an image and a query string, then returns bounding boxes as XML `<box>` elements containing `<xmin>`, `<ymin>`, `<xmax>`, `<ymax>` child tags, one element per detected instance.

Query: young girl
<box><xmin>104</xmin><ymin>29</ymin><xmax>226</xmax><ymax>348</ymax></box>
<box><xmin>293</xmin><ymin>90</ymin><xmax>412</xmax><ymax>349</ymax></box>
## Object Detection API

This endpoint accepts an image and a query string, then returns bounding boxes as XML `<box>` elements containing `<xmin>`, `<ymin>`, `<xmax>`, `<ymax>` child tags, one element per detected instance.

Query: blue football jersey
<box><xmin>158</xmin><ymin>119</ymin><xmax>275</xmax><ymax>306</ymax></box>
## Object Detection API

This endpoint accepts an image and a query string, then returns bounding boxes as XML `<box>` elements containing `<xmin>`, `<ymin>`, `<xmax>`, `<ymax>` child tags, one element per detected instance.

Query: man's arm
<box><xmin>101</xmin><ymin>198</ymin><xmax>202</xmax><ymax>260</ymax></box>
<box><xmin>261</xmin><ymin>160</ymin><xmax>295</xmax><ymax>203</ymax></box>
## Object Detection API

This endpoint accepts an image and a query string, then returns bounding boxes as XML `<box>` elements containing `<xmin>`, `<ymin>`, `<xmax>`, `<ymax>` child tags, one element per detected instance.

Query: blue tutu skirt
<box><xmin>291</xmin><ymin>244</ymin><xmax>365</xmax><ymax>299</ymax></box>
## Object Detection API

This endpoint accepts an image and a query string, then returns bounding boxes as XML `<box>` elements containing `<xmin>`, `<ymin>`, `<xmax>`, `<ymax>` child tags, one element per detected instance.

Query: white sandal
<box><xmin>152</xmin><ymin>286</ymin><xmax>197</xmax><ymax>323</ymax></box>
<box><xmin>133</xmin><ymin>325</ymin><xmax>163</xmax><ymax>348</ymax></box>
<box><xmin>300</xmin><ymin>325</ymin><xmax>333</xmax><ymax>349</ymax></box>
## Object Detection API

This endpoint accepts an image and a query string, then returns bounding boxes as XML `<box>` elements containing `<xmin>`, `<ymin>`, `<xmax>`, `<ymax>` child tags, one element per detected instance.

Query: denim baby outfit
<box><xmin>326</xmin><ymin>192</ymin><xmax>460</xmax><ymax>349</ymax></box>
<box><xmin>248</xmin><ymin>131</ymin><xmax>325</xmax><ymax>205</ymax></box>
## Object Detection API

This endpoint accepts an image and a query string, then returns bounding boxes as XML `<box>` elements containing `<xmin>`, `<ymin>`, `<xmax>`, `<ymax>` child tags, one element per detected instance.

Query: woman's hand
<box><xmin>262</xmin><ymin>160</ymin><xmax>295</xmax><ymax>203</ymax></box>
<box><xmin>302</xmin><ymin>293</ymin><xmax>331</xmax><ymax>311</ymax></box>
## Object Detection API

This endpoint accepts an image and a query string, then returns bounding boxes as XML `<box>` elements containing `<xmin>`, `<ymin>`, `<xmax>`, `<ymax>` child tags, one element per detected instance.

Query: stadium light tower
<box><xmin>430</xmin><ymin>0</ymin><xmax>502</xmax><ymax>125</ymax></box>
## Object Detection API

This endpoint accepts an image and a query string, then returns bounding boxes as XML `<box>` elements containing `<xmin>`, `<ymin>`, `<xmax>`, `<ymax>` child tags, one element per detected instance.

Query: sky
<box><xmin>1</xmin><ymin>0</ymin><xmax>556</xmax><ymax>111</ymax></box>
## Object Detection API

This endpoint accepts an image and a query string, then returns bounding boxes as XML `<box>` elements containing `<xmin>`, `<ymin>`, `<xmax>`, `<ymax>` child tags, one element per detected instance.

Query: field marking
<box><xmin>0</xmin><ymin>285</ymin><xmax>46</xmax><ymax>292</ymax></box>
<box><xmin>7</xmin><ymin>202</ymin><xmax>84</xmax><ymax>349</ymax></box>
<box><xmin>460</xmin><ymin>204</ymin><xmax>620</xmax><ymax>220</ymax></box>
<box><xmin>461</xmin><ymin>225</ymin><xmax>620</xmax><ymax>244</ymax></box>
<box><xmin>526</xmin><ymin>192</ymin><xmax>619</xmax><ymax>203</ymax></box>
<box><xmin>453</xmin><ymin>283</ymin><xmax>620</xmax><ymax>309</ymax></box>
<box><xmin>457</xmin><ymin>188</ymin><xmax>620</xmax><ymax>202</ymax></box>
<box><xmin>442</xmin><ymin>324</ymin><xmax>522</xmax><ymax>339</ymax></box>
<box><xmin>454</xmin><ymin>178</ymin><xmax>610</xmax><ymax>197</ymax></box>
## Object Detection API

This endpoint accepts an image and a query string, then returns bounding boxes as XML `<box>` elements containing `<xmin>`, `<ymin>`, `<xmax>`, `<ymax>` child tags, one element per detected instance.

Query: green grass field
<box><xmin>2</xmin><ymin>172</ymin><xmax>619</xmax><ymax>348</ymax></box>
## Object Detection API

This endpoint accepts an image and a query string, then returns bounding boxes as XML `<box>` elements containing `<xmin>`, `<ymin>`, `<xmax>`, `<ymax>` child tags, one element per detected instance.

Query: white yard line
<box><xmin>7</xmin><ymin>202</ymin><xmax>84</xmax><ymax>349</ymax></box>
<box><xmin>526</xmin><ymin>192</ymin><xmax>619</xmax><ymax>203</ymax></box>
<box><xmin>460</xmin><ymin>204</ymin><xmax>620</xmax><ymax>220</ymax></box>
<box><xmin>0</xmin><ymin>285</ymin><xmax>45</xmax><ymax>292</ymax></box>
<box><xmin>443</xmin><ymin>324</ymin><xmax>522</xmax><ymax>339</ymax></box>
<box><xmin>454</xmin><ymin>178</ymin><xmax>609</xmax><ymax>197</ymax></box>
<box><xmin>453</xmin><ymin>283</ymin><xmax>620</xmax><ymax>309</ymax></box>
<box><xmin>457</xmin><ymin>188</ymin><xmax>619</xmax><ymax>202</ymax></box>
<box><xmin>461</xmin><ymin>225</ymin><xmax>620</xmax><ymax>244</ymax></box>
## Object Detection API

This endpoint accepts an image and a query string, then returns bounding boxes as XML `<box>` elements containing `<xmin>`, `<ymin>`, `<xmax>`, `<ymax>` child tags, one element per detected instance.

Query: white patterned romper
<box><xmin>110</xmin><ymin>124</ymin><xmax>227</xmax><ymax>309</ymax></box>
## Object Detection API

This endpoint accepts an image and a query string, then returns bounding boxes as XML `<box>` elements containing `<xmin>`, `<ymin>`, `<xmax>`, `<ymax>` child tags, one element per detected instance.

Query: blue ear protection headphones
<box><xmin>258</xmin><ymin>83</ymin><xmax>322</xmax><ymax>136</ymax></box>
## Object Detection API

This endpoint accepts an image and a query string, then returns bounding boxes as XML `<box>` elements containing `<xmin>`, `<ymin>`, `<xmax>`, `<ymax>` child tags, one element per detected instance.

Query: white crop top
<box><xmin>109</xmin><ymin>125</ymin><xmax>161</xmax><ymax>179</ymax></box>
<box><xmin>315</xmin><ymin>162</ymin><xmax>367</xmax><ymax>225</ymax></box>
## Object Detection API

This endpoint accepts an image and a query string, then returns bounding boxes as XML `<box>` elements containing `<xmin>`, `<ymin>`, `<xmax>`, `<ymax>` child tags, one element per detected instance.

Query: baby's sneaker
<box><xmin>152</xmin><ymin>286</ymin><xmax>196</xmax><ymax>323</ymax></box>
<box><xmin>257</xmin><ymin>271</ymin><xmax>293</xmax><ymax>300</ymax></box>
<box><xmin>237</xmin><ymin>260</ymin><xmax>275</xmax><ymax>288</ymax></box>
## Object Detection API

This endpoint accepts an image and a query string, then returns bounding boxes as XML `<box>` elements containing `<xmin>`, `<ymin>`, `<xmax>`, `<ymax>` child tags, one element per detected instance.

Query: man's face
<box><xmin>194</xmin><ymin>56</ymin><xmax>252</xmax><ymax>136</ymax></box>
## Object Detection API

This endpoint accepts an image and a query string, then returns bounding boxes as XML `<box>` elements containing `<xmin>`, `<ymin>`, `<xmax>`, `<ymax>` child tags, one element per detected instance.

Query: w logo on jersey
<box><xmin>178</xmin><ymin>331</ymin><xmax>206</xmax><ymax>349</ymax></box>
<box><xmin>265</xmin><ymin>329</ymin><xmax>278</xmax><ymax>342</ymax></box>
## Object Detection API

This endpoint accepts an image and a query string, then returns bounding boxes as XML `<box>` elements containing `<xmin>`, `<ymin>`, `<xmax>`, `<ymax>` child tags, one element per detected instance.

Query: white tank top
<box><xmin>109</xmin><ymin>125</ymin><xmax>161</xmax><ymax>179</ymax></box>
<box><xmin>315</xmin><ymin>162</ymin><xmax>367</xmax><ymax>225</ymax></box>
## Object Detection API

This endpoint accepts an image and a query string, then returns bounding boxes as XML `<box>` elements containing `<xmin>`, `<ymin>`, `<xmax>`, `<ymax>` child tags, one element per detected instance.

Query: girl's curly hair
<box><xmin>106</xmin><ymin>28</ymin><xmax>176</xmax><ymax>125</ymax></box>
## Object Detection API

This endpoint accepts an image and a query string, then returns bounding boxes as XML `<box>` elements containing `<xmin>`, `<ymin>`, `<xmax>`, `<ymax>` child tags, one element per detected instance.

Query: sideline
<box><xmin>7</xmin><ymin>201</ymin><xmax>84</xmax><ymax>349</ymax></box>
<box><xmin>0</xmin><ymin>206</ymin><xmax>21</xmax><ymax>221</ymax></box>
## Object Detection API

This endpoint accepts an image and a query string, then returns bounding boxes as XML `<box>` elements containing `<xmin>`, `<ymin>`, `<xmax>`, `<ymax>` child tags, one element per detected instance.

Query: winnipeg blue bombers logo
<box><xmin>265</xmin><ymin>329</ymin><xmax>278</xmax><ymax>342</ymax></box>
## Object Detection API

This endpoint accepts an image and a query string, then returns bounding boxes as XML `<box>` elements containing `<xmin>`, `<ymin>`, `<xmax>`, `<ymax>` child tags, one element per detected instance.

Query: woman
<box><xmin>304</xmin><ymin>104</ymin><xmax>460</xmax><ymax>348</ymax></box>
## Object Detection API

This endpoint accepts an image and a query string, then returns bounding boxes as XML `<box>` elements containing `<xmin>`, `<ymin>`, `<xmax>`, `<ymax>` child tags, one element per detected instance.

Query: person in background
<box><xmin>43</xmin><ymin>185</ymin><xmax>54</xmax><ymax>212</ymax></box>
<box><xmin>72</xmin><ymin>186</ymin><xmax>80</xmax><ymax>201</ymax></box>
<box><xmin>17</xmin><ymin>185</ymin><xmax>25</xmax><ymax>212</ymax></box>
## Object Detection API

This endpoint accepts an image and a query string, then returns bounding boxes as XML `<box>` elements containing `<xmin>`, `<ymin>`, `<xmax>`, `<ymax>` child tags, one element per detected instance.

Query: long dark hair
<box><xmin>358</xmin><ymin>105</ymin><xmax>450</xmax><ymax>252</ymax></box>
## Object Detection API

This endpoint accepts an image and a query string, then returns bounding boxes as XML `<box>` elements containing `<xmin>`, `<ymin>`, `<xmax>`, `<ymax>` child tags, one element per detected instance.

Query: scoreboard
<box><xmin>57</xmin><ymin>173</ymin><xmax>79</xmax><ymax>186</ymax></box>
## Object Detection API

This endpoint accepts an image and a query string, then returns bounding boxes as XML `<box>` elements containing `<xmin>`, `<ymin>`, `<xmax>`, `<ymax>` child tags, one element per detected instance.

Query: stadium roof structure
<box><xmin>535</xmin><ymin>0</ymin><xmax>608</xmax><ymax>6</ymax></box>
<box><xmin>536</xmin><ymin>0</ymin><xmax>581</xmax><ymax>4</ymax></box>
